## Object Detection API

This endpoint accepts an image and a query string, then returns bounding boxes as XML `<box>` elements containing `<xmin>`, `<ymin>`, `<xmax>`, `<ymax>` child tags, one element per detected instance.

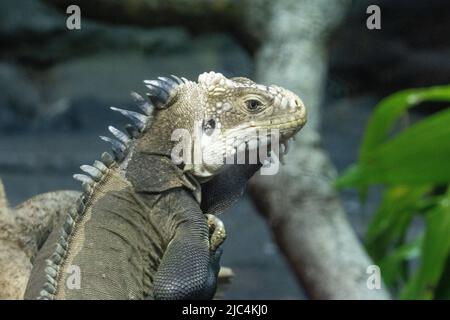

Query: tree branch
<box><xmin>250</xmin><ymin>0</ymin><xmax>390</xmax><ymax>299</ymax></box>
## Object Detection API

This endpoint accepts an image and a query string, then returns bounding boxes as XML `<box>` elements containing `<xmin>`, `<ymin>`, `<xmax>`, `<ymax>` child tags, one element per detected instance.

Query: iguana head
<box><xmin>133</xmin><ymin>71</ymin><xmax>306</xmax><ymax>179</ymax></box>
<box><xmin>190</xmin><ymin>72</ymin><xmax>306</xmax><ymax>178</ymax></box>
<box><xmin>106</xmin><ymin>72</ymin><xmax>305</xmax><ymax>180</ymax></box>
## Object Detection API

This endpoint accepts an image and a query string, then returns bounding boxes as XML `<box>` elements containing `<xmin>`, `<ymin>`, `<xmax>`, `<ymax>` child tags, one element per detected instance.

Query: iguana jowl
<box><xmin>24</xmin><ymin>72</ymin><xmax>306</xmax><ymax>300</ymax></box>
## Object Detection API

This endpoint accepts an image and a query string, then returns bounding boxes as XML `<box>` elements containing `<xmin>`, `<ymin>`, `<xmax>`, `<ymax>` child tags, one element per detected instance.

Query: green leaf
<box><xmin>401</xmin><ymin>190</ymin><xmax>450</xmax><ymax>299</ymax></box>
<box><xmin>335</xmin><ymin>165</ymin><xmax>363</xmax><ymax>188</ymax></box>
<box><xmin>337</xmin><ymin>107</ymin><xmax>450</xmax><ymax>188</ymax></box>
<box><xmin>366</xmin><ymin>185</ymin><xmax>429</xmax><ymax>261</ymax></box>
<box><xmin>334</xmin><ymin>85</ymin><xmax>450</xmax><ymax>299</ymax></box>
<box><xmin>435</xmin><ymin>254</ymin><xmax>450</xmax><ymax>299</ymax></box>
<box><xmin>360</xmin><ymin>85</ymin><xmax>450</xmax><ymax>159</ymax></box>
<box><xmin>379</xmin><ymin>236</ymin><xmax>422</xmax><ymax>287</ymax></box>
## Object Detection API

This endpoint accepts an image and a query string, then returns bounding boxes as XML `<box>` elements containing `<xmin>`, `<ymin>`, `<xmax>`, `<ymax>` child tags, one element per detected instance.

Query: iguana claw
<box><xmin>206</xmin><ymin>214</ymin><xmax>226</xmax><ymax>252</ymax></box>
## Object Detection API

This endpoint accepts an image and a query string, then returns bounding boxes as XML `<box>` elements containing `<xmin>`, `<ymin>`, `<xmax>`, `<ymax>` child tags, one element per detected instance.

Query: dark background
<box><xmin>1</xmin><ymin>0</ymin><xmax>449</xmax><ymax>298</ymax></box>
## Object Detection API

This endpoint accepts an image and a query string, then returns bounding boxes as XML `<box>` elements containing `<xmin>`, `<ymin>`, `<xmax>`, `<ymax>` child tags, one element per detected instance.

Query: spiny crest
<box><xmin>40</xmin><ymin>75</ymin><xmax>186</xmax><ymax>300</ymax></box>
<box><xmin>144</xmin><ymin>75</ymin><xmax>188</xmax><ymax>109</ymax></box>
<box><xmin>97</xmin><ymin>75</ymin><xmax>185</xmax><ymax>163</ymax></box>
<box><xmin>41</xmin><ymin>152</ymin><xmax>117</xmax><ymax>299</ymax></box>
<box><xmin>44</xmin><ymin>137</ymin><xmax>125</xmax><ymax>299</ymax></box>
<box><xmin>72</xmin><ymin>75</ymin><xmax>187</xmax><ymax>189</ymax></box>
<box><xmin>39</xmin><ymin>153</ymin><xmax>112</xmax><ymax>298</ymax></box>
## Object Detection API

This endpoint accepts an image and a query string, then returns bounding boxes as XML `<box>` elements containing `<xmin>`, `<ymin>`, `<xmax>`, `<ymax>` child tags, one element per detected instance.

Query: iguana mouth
<box><xmin>199</xmin><ymin>118</ymin><xmax>305</xmax><ymax>171</ymax></box>
<box><xmin>223</xmin><ymin>100</ymin><xmax>306</xmax><ymax>155</ymax></box>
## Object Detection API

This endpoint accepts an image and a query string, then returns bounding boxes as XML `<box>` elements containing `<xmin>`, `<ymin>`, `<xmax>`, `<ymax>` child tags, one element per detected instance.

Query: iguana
<box><xmin>24</xmin><ymin>71</ymin><xmax>306</xmax><ymax>300</ymax></box>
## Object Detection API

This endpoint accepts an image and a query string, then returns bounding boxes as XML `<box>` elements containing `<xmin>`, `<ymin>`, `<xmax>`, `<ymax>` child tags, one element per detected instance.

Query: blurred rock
<box><xmin>0</xmin><ymin>177</ymin><xmax>80</xmax><ymax>299</ymax></box>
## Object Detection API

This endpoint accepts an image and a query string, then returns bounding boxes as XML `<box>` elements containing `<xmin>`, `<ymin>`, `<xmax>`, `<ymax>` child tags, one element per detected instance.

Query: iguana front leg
<box><xmin>152</xmin><ymin>164</ymin><xmax>260</xmax><ymax>299</ymax></box>
<box><xmin>152</xmin><ymin>191</ymin><xmax>222</xmax><ymax>300</ymax></box>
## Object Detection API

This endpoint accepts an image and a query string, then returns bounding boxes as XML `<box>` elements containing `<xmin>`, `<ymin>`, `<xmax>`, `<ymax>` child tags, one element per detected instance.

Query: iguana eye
<box><xmin>245</xmin><ymin>99</ymin><xmax>262</xmax><ymax>111</ymax></box>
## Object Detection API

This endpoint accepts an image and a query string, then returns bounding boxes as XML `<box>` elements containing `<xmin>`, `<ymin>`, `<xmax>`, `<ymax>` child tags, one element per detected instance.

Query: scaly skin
<box><xmin>24</xmin><ymin>72</ymin><xmax>306</xmax><ymax>300</ymax></box>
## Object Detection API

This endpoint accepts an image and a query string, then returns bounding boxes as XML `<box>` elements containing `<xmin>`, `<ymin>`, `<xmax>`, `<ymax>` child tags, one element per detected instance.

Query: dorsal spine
<box><xmin>37</xmin><ymin>76</ymin><xmax>185</xmax><ymax>299</ymax></box>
